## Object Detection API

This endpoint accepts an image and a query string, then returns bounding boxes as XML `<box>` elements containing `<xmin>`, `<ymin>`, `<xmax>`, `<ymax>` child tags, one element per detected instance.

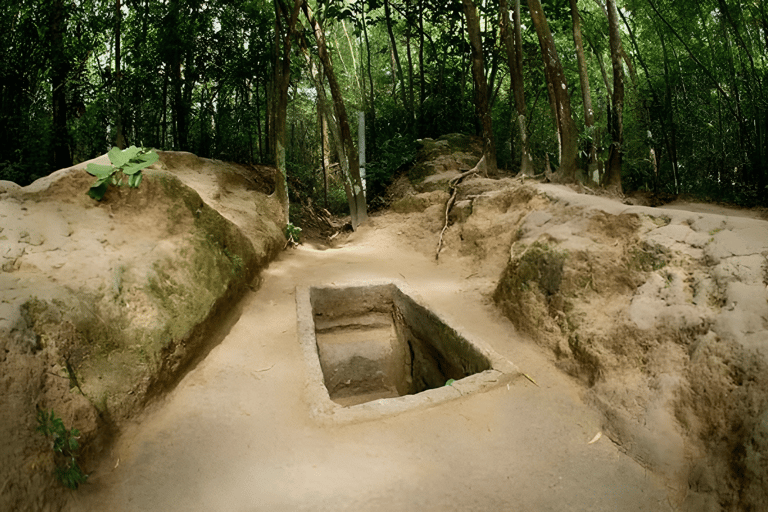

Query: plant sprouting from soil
<box><xmin>86</xmin><ymin>146</ymin><xmax>159</xmax><ymax>200</ymax></box>
<box><xmin>285</xmin><ymin>223</ymin><xmax>302</xmax><ymax>247</ymax></box>
<box><xmin>35</xmin><ymin>408</ymin><xmax>88</xmax><ymax>489</ymax></box>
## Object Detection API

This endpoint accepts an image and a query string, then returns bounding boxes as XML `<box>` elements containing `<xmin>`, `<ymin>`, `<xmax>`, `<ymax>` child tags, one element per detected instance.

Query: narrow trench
<box><xmin>310</xmin><ymin>284</ymin><xmax>492</xmax><ymax>407</ymax></box>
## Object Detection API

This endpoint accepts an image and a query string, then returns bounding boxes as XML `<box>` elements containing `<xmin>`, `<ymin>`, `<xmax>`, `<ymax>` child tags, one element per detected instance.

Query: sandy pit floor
<box><xmin>66</xmin><ymin>213</ymin><xmax>674</xmax><ymax>512</ymax></box>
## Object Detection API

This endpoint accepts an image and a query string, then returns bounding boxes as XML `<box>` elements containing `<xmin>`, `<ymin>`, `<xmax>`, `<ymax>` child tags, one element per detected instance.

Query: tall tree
<box><xmin>569</xmin><ymin>0</ymin><xmax>596</xmax><ymax>173</ymax></box>
<box><xmin>500</xmin><ymin>0</ymin><xmax>533</xmax><ymax>176</ymax></box>
<box><xmin>527</xmin><ymin>0</ymin><xmax>578</xmax><ymax>181</ymax></box>
<box><xmin>605</xmin><ymin>0</ymin><xmax>623</xmax><ymax>192</ymax></box>
<box><xmin>50</xmin><ymin>0</ymin><xmax>72</xmax><ymax>170</ymax></box>
<box><xmin>115</xmin><ymin>0</ymin><xmax>126</xmax><ymax>149</ymax></box>
<box><xmin>302</xmin><ymin>2</ymin><xmax>368</xmax><ymax>228</ymax></box>
<box><xmin>462</xmin><ymin>0</ymin><xmax>497</xmax><ymax>174</ymax></box>
<box><xmin>274</xmin><ymin>0</ymin><xmax>301</xmax><ymax>224</ymax></box>
<box><xmin>384</xmin><ymin>0</ymin><xmax>409</xmax><ymax>113</ymax></box>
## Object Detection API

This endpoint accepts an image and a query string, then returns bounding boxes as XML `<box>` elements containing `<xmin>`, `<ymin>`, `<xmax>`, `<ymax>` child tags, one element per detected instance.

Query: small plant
<box><xmin>86</xmin><ymin>146</ymin><xmax>159</xmax><ymax>200</ymax></box>
<box><xmin>36</xmin><ymin>408</ymin><xmax>88</xmax><ymax>489</ymax></box>
<box><xmin>223</xmin><ymin>247</ymin><xmax>244</xmax><ymax>275</ymax></box>
<box><xmin>285</xmin><ymin>223</ymin><xmax>302</xmax><ymax>247</ymax></box>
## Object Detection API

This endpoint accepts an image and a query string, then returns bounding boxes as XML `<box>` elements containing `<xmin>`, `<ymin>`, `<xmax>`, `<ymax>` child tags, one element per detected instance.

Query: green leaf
<box><xmin>122</xmin><ymin>150</ymin><xmax>158</xmax><ymax>175</ymax></box>
<box><xmin>87</xmin><ymin>182</ymin><xmax>109</xmax><ymax>200</ymax></box>
<box><xmin>128</xmin><ymin>172</ymin><xmax>143</xmax><ymax>188</ymax></box>
<box><xmin>108</xmin><ymin>146</ymin><xmax>140</xmax><ymax>168</ymax></box>
<box><xmin>86</xmin><ymin>163</ymin><xmax>114</xmax><ymax>179</ymax></box>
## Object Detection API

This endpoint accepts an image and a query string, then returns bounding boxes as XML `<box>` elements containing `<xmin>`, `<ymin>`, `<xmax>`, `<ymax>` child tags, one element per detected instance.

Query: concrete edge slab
<box><xmin>295</xmin><ymin>279</ymin><xmax>520</xmax><ymax>425</ymax></box>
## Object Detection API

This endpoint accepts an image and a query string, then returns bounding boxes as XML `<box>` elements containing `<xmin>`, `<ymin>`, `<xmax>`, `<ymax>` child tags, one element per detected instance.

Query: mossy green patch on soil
<box><xmin>499</xmin><ymin>241</ymin><xmax>568</xmax><ymax>296</ymax></box>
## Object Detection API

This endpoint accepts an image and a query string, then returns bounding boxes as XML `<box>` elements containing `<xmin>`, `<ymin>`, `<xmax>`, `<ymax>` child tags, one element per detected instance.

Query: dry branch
<box><xmin>435</xmin><ymin>166</ymin><xmax>480</xmax><ymax>260</ymax></box>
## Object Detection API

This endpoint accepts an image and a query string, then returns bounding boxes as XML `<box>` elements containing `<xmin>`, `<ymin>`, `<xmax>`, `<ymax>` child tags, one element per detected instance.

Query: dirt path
<box><xmin>67</xmin><ymin>215</ymin><xmax>673</xmax><ymax>512</ymax></box>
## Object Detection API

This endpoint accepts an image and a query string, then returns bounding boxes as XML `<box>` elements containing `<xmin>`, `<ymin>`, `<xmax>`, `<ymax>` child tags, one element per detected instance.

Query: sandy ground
<box><xmin>66</xmin><ymin>214</ymin><xmax>674</xmax><ymax>512</ymax></box>
<box><xmin>5</xmin><ymin>144</ymin><xmax>764</xmax><ymax>510</ymax></box>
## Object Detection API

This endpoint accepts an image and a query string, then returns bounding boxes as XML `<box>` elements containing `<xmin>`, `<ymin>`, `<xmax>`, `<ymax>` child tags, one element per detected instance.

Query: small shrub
<box><xmin>86</xmin><ymin>146</ymin><xmax>158</xmax><ymax>200</ymax></box>
<box><xmin>285</xmin><ymin>223</ymin><xmax>302</xmax><ymax>246</ymax></box>
<box><xmin>35</xmin><ymin>409</ymin><xmax>88</xmax><ymax>490</ymax></box>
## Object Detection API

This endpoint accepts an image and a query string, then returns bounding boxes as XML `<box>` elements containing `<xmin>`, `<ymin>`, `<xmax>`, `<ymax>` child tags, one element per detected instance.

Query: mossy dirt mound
<box><xmin>384</xmin><ymin>135</ymin><xmax>768</xmax><ymax>510</ymax></box>
<box><xmin>0</xmin><ymin>152</ymin><xmax>284</xmax><ymax>511</ymax></box>
<box><xmin>489</xmin><ymin>184</ymin><xmax>768</xmax><ymax>511</ymax></box>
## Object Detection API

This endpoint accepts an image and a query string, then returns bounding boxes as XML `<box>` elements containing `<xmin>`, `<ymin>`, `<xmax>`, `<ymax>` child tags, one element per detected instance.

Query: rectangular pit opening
<box><xmin>309</xmin><ymin>283</ymin><xmax>492</xmax><ymax>407</ymax></box>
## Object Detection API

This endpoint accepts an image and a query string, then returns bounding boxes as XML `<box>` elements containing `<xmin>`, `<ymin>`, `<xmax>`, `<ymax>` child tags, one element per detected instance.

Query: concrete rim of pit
<box><xmin>295</xmin><ymin>279</ymin><xmax>520</xmax><ymax>425</ymax></box>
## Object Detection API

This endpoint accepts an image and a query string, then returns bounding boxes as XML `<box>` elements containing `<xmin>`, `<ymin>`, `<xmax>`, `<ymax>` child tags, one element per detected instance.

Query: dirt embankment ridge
<box><xmin>392</xmin><ymin>136</ymin><xmax>768</xmax><ymax>511</ymax></box>
<box><xmin>0</xmin><ymin>152</ymin><xmax>283</xmax><ymax>511</ymax></box>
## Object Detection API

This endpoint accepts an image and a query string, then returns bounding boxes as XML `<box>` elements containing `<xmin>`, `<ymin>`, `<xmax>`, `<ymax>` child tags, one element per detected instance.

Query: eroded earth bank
<box><xmin>1</xmin><ymin>136</ymin><xmax>767</xmax><ymax>511</ymax></box>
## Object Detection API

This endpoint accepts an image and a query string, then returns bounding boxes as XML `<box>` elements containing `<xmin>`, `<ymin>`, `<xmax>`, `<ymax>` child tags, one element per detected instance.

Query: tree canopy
<box><xmin>2</xmin><ymin>0</ymin><xmax>766</xmax><ymax>214</ymax></box>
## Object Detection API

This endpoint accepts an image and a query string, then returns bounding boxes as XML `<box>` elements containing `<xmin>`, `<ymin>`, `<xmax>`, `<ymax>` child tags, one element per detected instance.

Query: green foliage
<box><xmin>367</xmin><ymin>134</ymin><xmax>417</xmax><ymax>203</ymax></box>
<box><xmin>2</xmin><ymin>0</ymin><xmax>768</xmax><ymax>206</ymax></box>
<box><xmin>35</xmin><ymin>409</ymin><xmax>88</xmax><ymax>490</ymax></box>
<box><xmin>86</xmin><ymin>146</ymin><xmax>158</xmax><ymax>200</ymax></box>
<box><xmin>285</xmin><ymin>222</ymin><xmax>302</xmax><ymax>246</ymax></box>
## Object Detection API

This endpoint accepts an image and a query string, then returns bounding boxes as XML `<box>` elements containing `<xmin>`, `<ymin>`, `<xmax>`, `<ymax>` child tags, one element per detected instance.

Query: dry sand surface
<box><xmin>66</xmin><ymin>215</ymin><xmax>675</xmax><ymax>512</ymax></box>
<box><xmin>2</xmin><ymin>146</ymin><xmax>766</xmax><ymax>511</ymax></box>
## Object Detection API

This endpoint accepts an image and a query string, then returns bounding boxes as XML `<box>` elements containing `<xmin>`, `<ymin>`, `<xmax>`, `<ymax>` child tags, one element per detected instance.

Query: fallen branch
<box><xmin>435</xmin><ymin>185</ymin><xmax>459</xmax><ymax>260</ymax></box>
<box><xmin>435</xmin><ymin>166</ymin><xmax>481</xmax><ymax>261</ymax></box>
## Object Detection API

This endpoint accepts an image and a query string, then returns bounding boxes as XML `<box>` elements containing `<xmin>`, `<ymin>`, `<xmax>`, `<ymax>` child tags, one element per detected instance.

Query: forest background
<box><xmin>1</xmin><ymin>0</ymin><xmax>766</xmax><ymax>222</ymax></box>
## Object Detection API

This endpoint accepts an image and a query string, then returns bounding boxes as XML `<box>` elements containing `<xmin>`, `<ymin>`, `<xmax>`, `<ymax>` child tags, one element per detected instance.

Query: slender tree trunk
<box><xmin>302</xmin><ymin>44</ymin><xmax>352</xmax><ymax>216</ymax></box>
<box><xmin>362</xmin><ymin>5</ymin><xmax>377</xmax><ymax>161</ymax></box>
<box><xmin>384</xmin><ymin>0</ymin><xmax>409</xmax><ymax>115</ymax></box>
<box><xmin>605</xmin><ymin>0</ymin><xmax>623</xmax><ymax>193</ymax></box>
<box><xmin>405</xmin><ymin>1</ymin><xmax>415</xmax><ymax>122</ymax></box>
<box><xmin>657</xmin><ymin>27</ymin><xmax>680</xmax><ymax>194</ymax></box>
<box><xmin>51</xmin><ymin>0</ymin><xmax>71</xmax><ymax>169</ymax></box>
<box><xmin>462</xmin><ymin>0</ymin><xmax>497</xmax><ymax>175</ymax></box>
<box><xmin>161</xmin><ymin>63</ymin><xmax>168</xmax><ymax>147</ymax></box>
<box><xmin>584</xmin><ymin>30</ymin><xmax>613</xmax><ymax>97</ymax></box>
<box><xmin>418</xmin><ymin>1</ymin><xmax>425</xmax><ymax>132</ymax></box>
<box><xmin>319</xmin><ymin>101</ymin><xmax>329</xmax><ymax>209</ymax></box>
<box><xmin>569</xmin><ymin>0</ymin><xmax>595</xmax><ymax>169</ymax></box>
<box><xmin>618</xmin><ymin>7</ymin><xmax>666</xmax><ymax>192</ymax></box>
<box><xmin>273</xmin><ymin>0</ymin><xmax>301</xmax><ymax>225</ymax></box>
<box><xmin>527</xmin><ymin>0</ymin><xmax>579</xmax><ymax>180</ymax></box>
<box><xmin>500</xmin><ymin>0</ymin><xmax>533</xmax><ymax>175</ymax></box>
<box><xmin>115</xmin><ymin>0</ymin><xmax>126</xmax><ymax>149</ymax></box>
<box><xmin>255</xmin><ymin>81</ymin><xmax>263</xmax><ymax>162</ymax></box>
<box><xmin>303</xmin><ymin>3</ymin><xmax>368</xmax><ymax>228</ymax></box>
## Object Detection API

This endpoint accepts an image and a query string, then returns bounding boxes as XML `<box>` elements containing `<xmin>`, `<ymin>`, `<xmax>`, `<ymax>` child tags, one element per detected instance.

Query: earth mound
<box><xmin>389</xmin><ymin>141</ymin><xmax>768</xmax><ymax>511</ymax></box>
<box><xmin>0</xmin><ymin>152</ymin><xmax>284</xmax><ymax>511</ymax></box>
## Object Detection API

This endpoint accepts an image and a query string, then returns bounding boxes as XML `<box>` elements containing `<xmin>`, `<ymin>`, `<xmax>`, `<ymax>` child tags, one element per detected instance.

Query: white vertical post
<box><xmin>358</xmin><ymin>110</ymin><xmax>366</xmax><ymax>194</ymax></box>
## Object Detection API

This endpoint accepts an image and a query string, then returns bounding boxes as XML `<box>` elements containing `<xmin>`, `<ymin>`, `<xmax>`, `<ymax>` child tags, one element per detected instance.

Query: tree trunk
<box><xmin>657</xmin><ymin>27</ymin><xmax>680</xmax><ymax>194</ymax></box>
<box><xmin>527</xmin><ymin>0</ymin><xmax>578</xmax><ymax>180</ymax></box>
<box><xmin>115</xmin><ymin>0</ymin><xmax>126</xmax><ymax>149</ymax></box>
<box><xmin>605</xmin><ymin>0</ymin><xmax>623</xmax><ymax>193</ymax></box>
<box><xmin>298</xmin><ymin>32</ymin><xmax>351</xmax><ymax>214</ymax></box>
<box><xmin>418</xmin><ymin>1</ymin><xmax>425</xmax><ymax>133</ymax></box>
<box><xmin>500</xmin><ymin>0</ymin><xmax>533</xmax><ymax>175</ymax></box>
<box><xmin>362</xmin><ymin>4</ymin><xmax>377</xmax><ymax>161</ymax></box>
<box><xmin>320</xmin><ymin>101</ymin><xmax>329</xmax><ymax>208</ymax></box>
<box><xmin>161</xmin><ymin>63</ymin><xmax>168</xmax><ymax>147</ymax></box>
<box><xmin>51</xmin><ymin>0</ymin><xmax>71</xmax><ymax>170</ymax></box>
<box><xmin>384</xmin><ymin>0</ymin><xmax>409</xmax><ymax>115</ymax></box>
<box><xmin>273</xmin><ymin>0</ymin><xmax>301</xmax><ymax>225</ymax></box>
<box><xmin>405</xmin><ymin>0</ymin><xmax>415</xmax><ymax>121</ymax></box>
<box><xmin>303</xmin><ymin>3</ymin><xmax>368</xmax><ymax>229</ymax></box>
<box><xmin>462</xmin><ymin>0</ymin><xmax>497</xmax><ymax>175</ymax></box>
<box><xmin>569</xmin><ymin>0</ymin><xmax>595</xmax><ymax>169</ymax></box>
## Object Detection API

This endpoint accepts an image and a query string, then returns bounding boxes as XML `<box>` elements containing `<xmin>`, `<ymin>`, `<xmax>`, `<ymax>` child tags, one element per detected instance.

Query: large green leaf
<box><xmin>122</xmin><ymin>150</ymin><xmax>158</xmax><ymax>175</ymax></box>
<box><xmin>108</xmin><ymin>146</ymin><xmax>140</xmax><ymax>168</ymax></box>
<box><xmin>86</xmin><ymin>163</ymin><xmax>114</xmax><ymax>179</ymax></box>
<box><xmin>87</xmin><ymin>181</ymin><xmax>109</xmax><ymax>200</ymax></box>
